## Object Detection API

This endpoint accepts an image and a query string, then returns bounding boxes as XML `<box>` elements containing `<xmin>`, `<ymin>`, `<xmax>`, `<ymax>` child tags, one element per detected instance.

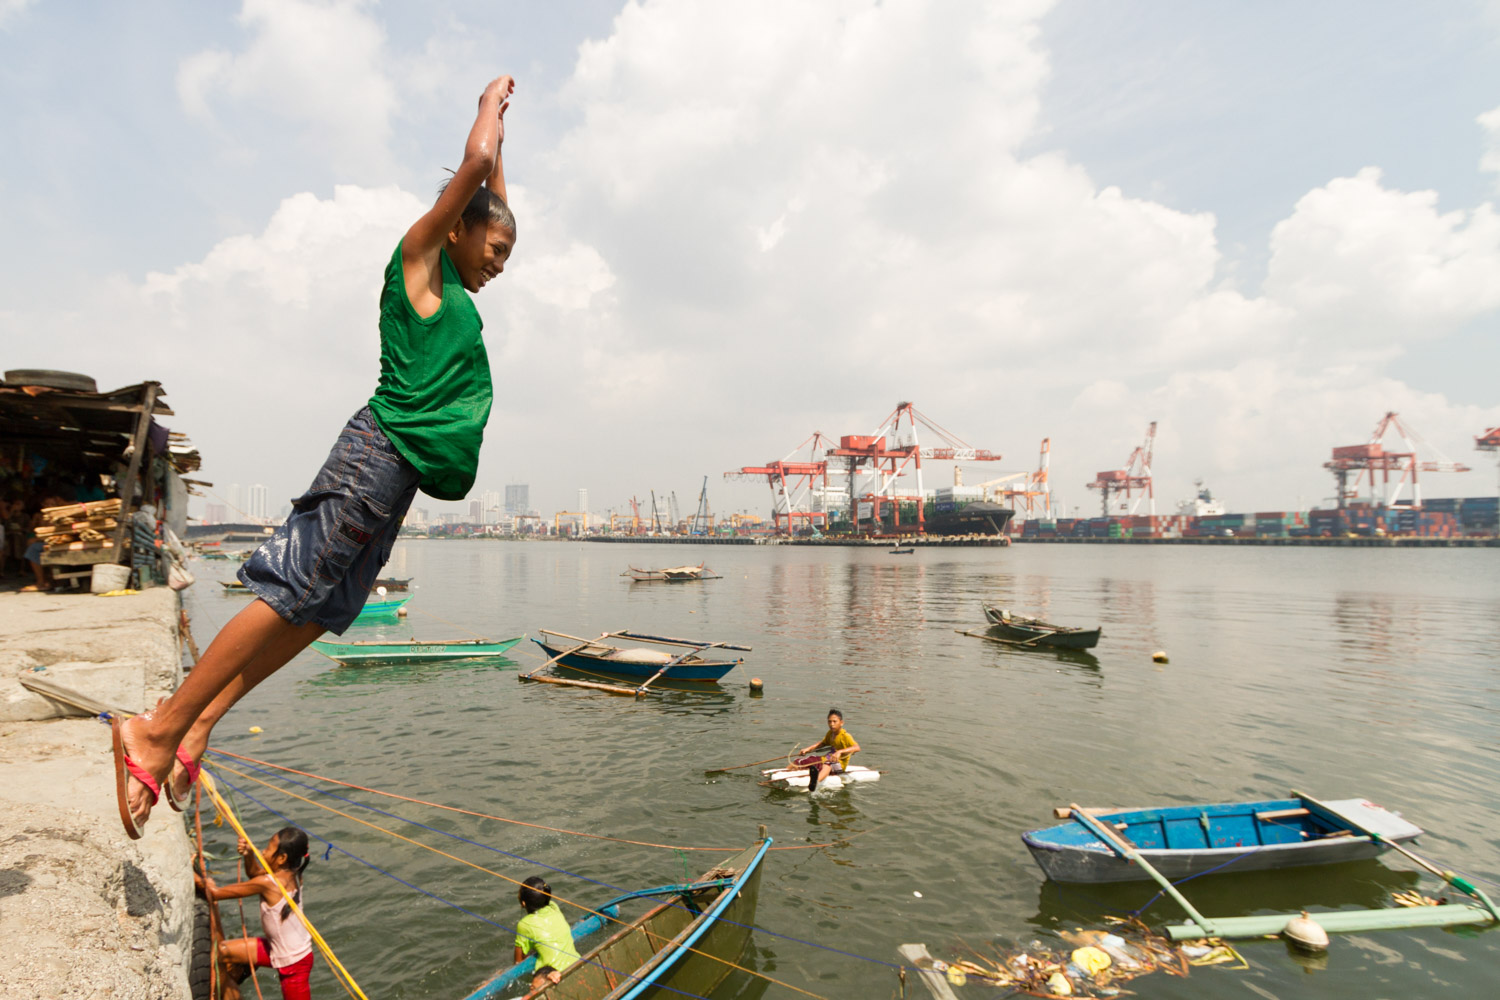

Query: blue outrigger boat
<box><xmin>524</xmin><ymin>630</ymin><xmax>750</xmax><ymax>697</ymax></box>
<box><xmin>1022</xmin><ymin>794</ymin><xmax>1424</xmax><ymax>884</ymax></box>
<box><xmin>462</xmin><ymin>832</ymin><xmax>770</xmax><ymax>1000</ymax></box>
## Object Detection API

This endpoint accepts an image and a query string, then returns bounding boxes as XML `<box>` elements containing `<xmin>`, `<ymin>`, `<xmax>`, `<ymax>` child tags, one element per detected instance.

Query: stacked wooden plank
<box><xmin>35</xmin><ymin>498</ymin><xmax>123</xmax><ymax>551</ymax></box>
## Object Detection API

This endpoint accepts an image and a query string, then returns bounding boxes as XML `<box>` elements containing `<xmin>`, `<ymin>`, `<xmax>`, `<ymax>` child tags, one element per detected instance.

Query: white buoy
<box><xmin>396</xmin><ymin>606</ymin><xmax>408</xmax><ymax>618</ymax></box>
<box><xmin>1283</xmin><ymin>911</ymin><xmax>1329</xmax><ymax>951</ymax></box>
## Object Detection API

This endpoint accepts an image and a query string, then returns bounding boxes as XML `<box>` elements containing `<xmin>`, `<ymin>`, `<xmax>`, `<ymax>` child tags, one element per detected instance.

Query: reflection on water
<box><xmin>184</xmin><ymin>541</ymin><xmax>1500</xmax><ymax>1000</ymax></box>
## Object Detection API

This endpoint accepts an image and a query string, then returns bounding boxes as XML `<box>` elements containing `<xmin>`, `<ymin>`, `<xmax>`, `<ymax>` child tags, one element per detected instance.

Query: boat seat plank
<box><xmin>1255</xmin><ymin>807</ymin><xmax>1310</xmax><ymax>822</ymax></box>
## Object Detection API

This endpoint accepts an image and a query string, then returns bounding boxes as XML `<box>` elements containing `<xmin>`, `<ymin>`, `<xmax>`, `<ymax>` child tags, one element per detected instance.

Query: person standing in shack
<box><xmin>111</xmin><ymin>74</ymin><xmax>519</xmax><ymax>838</ymax></box>
<box><xmin>796</xmin><ymin>707</ymin><xmax>861</xmax><ymax>792</ymax></box>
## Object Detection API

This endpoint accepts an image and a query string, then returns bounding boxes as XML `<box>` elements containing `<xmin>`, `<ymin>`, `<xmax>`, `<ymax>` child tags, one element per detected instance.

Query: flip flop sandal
<box><xmin>111</xmin><ymin>715</ymin><xmax>161</xmax><ymax>840</ymax></box>
<box><xmin>164</xmin><ymin>748</ymin><xmax>203</xmax><ymax>812</ymax></box>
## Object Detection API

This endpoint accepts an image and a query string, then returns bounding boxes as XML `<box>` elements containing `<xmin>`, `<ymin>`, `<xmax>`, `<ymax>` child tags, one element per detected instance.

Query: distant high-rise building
<box><xmin>577</xmin><ymin>488</ymin><xmax>588</xmax><ymax>514</ymax></box>
<box><xmin>468</xmin><ymin>499</ymin><xmax>483</xmax><ymax>523</ymax></box>
<box><xmin>205</xmin><ymin>503</ymin><xmax>227</xmax><ymax>524</ymax></box>
<box><xmin>247</xmin><ymin>484</ymin><xmax>268</xmax><ymax>522</ymax></box>
<box><xmin>227</xmin><ymin>484</ymin><xmax>243</xmax><ymax>520</ymax></box>
<box><xmin>481</xmin><ymin>489</ymin><xmax>502</xmax><ymax>524</ymax></box>
<box><xmin>407</xmin><ymin>507</ymin><xmax>429</xmax><ymax>527</ymax></box>
<box><xmin>505</xmin><ymin>484</ymin><xmax>529</xmax><ymax>514</ymax></box>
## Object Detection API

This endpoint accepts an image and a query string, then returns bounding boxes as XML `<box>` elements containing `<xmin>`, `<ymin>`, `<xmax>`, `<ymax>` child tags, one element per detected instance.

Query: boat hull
<box><xmin>527</xmin><ymin>839</ymin><xmax>769</xmax><ymax>1000</ymax></box>
<box><xmin>1022</xmin><ymin>797</ymin><xmax>1422</xmax><ymax>884</ymax></box>
<box><xmin>355</xmin><ymin>596</ymin><xmax>410</xmax><ymax>619</ymax></box>
<box><xmin>311</xmin><ymin>637</ymin><xmax>520</xmax><ymax>665</ymax></box>
<box><xmin>981</xmin><ymin>606</ymin><xmax>1101</xmax><ymax>649</ymax></box>
<box><xmin>924</xmin><ymin>501</ymin><xmax>1015</xmax><ymax>536</ymax></box>
<box><xmin>532</xmin><ymin>639</ymin><xmax>740</xmax><ymax>682</ymax></box>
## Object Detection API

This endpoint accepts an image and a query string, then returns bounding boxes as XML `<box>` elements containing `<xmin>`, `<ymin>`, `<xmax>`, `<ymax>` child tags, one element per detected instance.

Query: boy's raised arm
<box><xmin>403</xmin><ymin>75</ymin><xmax>514</xmax><ymax>264</ymax></box>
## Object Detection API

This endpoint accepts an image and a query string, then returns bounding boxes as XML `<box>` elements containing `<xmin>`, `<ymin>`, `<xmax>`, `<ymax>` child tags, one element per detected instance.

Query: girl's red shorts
<box><xmin>254</xmin><ymin>938</ymin><xmax>314</xmax><ymax>1000</ymax></box>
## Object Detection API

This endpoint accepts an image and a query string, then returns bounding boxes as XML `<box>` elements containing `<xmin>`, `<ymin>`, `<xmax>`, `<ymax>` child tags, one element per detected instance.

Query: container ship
<box><xmin>1012</xmin><ymin>496</ymin><xmax>1497</xmax><ymax>541</ymax></box>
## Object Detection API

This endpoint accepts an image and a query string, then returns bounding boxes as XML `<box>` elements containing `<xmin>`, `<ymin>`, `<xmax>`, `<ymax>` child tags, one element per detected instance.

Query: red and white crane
<box><xmin>1087</xmin><ymin>422</ymin><xmax>1156</xmax><ymax>517</ymax></box>
<box><xmin>1325</xmin><ymin>412</ymin><xmax>1470</xmax><ymax>508</ymax></box>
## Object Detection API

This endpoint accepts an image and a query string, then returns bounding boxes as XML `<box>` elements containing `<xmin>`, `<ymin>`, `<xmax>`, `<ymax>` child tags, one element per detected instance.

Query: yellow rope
<box><xmin>199</xmin><ymin>768</ymin><xmax>369</xmax><ymax>1000</ymax></box>
<box><xmin>209</xmin><ymin>758</ymin><xmax>833</xmax><ymax>1000</ymax></box>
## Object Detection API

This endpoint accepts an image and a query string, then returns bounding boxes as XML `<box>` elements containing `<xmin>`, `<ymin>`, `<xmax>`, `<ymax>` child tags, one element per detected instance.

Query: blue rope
<box><xmin>209</xmin><ymin>751</ymin><xmax>911</xmax><ymax>972</ymax></box>
<box><xmin>209</xmin><ymin>769</ymin><xmax>716</xmax><ymax>1000</ymax></box>
<box><xmin>1129</xmin><ymin>846</ymin><xmax>1263</xmax><ymax>916</ymax></box>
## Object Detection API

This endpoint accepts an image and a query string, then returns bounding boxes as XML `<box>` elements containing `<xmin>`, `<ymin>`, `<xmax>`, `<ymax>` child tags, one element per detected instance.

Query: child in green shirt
<box><xmin>111</xmin><ymin>74</ymin><xmax>518</xmax><ymax>841</ymax></box>
<box><xmin>514</xmin><ymin>876</ymin><xmax>579</xmax><ymax>991</ymax></box>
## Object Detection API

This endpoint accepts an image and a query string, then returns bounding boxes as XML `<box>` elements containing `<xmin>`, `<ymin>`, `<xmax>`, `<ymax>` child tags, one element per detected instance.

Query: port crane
<box><xmin>1325</xmin><ymin>412</ymin><xmax>1470</xmax><ymax>508</ymax></box>
<box><xmin>690</xmin><ymin>477</ymin><xmax>714</xmax><ymax>535</ymax></box>
<box><xmin>726</xmin><ymin>431</ymin><xmax>836</xmax><ymax>535</ymax></box>
<box><xmin>1087</xmin><ymin>422</ymin><xmax>1156</xmax><ymax>516</ymax></box>
<box><xmin>828</xmin><ymin>401</ymin><xmax>1003</xmax><ymax>535</ymax></box>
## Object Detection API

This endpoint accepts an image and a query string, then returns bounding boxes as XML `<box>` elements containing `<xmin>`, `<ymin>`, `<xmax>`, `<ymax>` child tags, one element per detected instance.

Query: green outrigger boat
<box><xmin>311</xmin><ymin>636</ymin><xmax>523</xmax><ymax>665</ymax></box>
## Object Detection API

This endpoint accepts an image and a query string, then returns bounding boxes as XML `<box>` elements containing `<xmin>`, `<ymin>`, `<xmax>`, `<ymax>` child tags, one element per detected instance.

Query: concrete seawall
<box><xmin>0</xmin><ymin>588</ymin><xmax>196</xmax><ymax>1000</ymax></box>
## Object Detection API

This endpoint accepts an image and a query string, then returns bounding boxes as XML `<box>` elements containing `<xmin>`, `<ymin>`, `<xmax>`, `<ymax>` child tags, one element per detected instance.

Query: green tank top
<box><xmin>368</xmin><ymin>241</ymin><xmax>493</xmax><ymax>501</ymax></box>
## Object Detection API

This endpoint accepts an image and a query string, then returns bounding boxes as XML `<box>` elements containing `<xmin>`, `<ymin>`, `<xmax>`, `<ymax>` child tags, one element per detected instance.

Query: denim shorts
<box><xmin>239</xmin><ymin>407</ymin><xmax>419</xmax><ymax>634</ymax></box>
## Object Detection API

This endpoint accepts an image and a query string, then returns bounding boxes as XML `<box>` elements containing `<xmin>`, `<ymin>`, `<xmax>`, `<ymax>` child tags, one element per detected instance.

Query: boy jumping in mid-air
<box><xmin>112</xmin><ymin>74</ymin><xmax>518</xmax><ymax>839</ymax></box>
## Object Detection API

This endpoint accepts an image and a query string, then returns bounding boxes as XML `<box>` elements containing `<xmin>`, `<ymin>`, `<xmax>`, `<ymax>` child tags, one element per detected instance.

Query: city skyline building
<box><xmin>247</xmin><ymin>483</ymin><xmax>268</xmax><ymax>522</ymax></box>
<box><xmin>227</xmin><ymin>483</ymin><xmax>243</xmax><ymax>519</ymax></box>
<box><xmin>505</xmin><ymin>483</ymin><xmax>529</xmax><ymax>514</ymax></box>
<box><xmin>577</xmin><ymin>487</ymin><xmax>588</xmax><ymax>514</ymax></box>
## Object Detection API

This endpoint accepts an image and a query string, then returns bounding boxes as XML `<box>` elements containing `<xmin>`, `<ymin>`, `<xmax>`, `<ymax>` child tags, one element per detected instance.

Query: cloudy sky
<box><xmin>3</xmin><ymin>0</ymin><xmax>1499</xmax><ymax>521</ymax></box>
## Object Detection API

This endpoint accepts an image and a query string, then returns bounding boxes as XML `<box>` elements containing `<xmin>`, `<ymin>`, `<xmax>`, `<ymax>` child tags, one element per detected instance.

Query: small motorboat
<box><xmin>888</xmin><ymin>547</ymin><xmax>915</xmax><ymax>555</ymax></box>
<box><xmin>1022</xmin><ymin>795</ymin><xmax>1423</xmax><ymax>884</ymax></box>
<box><xmin>310</xmin><ymin>636</ymin><xmax>521</xmax><ymax>665</ymax></box>
<box><xmin>354</xmin><ymin>594</ymin><xmax>410</xmax><ymax>619</ymax></box>
<box><xmin>978</xmin><ymin>605</ymin><xmax>1101</xmax><ymax>649</ymax></box>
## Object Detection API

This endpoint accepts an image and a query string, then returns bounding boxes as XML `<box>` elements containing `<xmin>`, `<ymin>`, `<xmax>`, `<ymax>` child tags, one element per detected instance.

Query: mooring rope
<box><xmin>211</xmin><ymin>754</ymin><xmax>911</xmax><ymax>977</ymax></box>
<box><xmin>207</xmin><ymin>748</ymin><xmax>878</xmax><ymax>853</ymax></box>
<box><xmin>207</xmin><ymin>769</ymin><xmax>725</xmax><ymax>1000</ymax></box>
<box><xmin>208</xmin><ymin>760</ymin><xmax>835</xmax><ymax>1000</ymax></box>
<box><xmin>199</xmin><ymin>769</ymin><xmax>369</xmax><ymax>1000</ymax></box>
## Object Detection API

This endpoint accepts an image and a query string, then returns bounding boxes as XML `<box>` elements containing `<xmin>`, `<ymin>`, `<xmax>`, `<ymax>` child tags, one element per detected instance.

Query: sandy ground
<box><xmin>0</xmin><ymin>586</ymin><xmax>194</xmax><ymax>1000</ymax></box>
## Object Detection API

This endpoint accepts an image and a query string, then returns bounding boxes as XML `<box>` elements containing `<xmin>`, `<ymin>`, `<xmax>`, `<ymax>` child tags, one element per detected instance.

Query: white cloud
<box><xmin>0</xmin><ymin>0</ymin><xmax>38</xmax><ymax>29</ymax></box>
<box><xmin>176</xmin><ymin>0</ymin><xmax>398</xmax><ymax>175</ymax></box>
<box><xmin>1480</xmin><ymin>104</ymin><xmax>1500</xmax><ymax>183</ymax></box>
<box><xmin>15</xmin><ymin>0</ymin><xmax>1499</xmax><ymax>516</ymax></box>
<box><xmin>1265</xmin><ymin>167</ymin><xmax>1500</xmax><ymax>340</ymax></box>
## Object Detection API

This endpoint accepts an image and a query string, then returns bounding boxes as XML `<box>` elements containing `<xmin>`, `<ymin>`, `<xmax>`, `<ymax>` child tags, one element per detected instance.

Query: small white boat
<box><xmin>761</xmin><ymin>764</ymin><xmax>881</xmax><ymax>792</ymax></box>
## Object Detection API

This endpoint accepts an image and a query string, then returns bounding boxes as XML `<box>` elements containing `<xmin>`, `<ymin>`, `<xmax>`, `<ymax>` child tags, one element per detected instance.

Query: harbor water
<box><xmin>188</xmin><ymin>541</ymin><xmax>1500</xmax><ymax>998</ymax></box>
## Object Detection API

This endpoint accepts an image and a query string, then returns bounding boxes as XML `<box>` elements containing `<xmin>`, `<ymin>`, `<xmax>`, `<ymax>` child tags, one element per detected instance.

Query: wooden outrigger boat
<box><xmin>523</xmin><ymin>629</ymin><xmax>751</xmax><ymax>696</ymax></box>
<box><xmin>974</xmin><ymin>605</ymin><xmax>1101</xmax><ymax>649</ymax></box>
<box><xmin>373</xmin><ymin>576</ymin><xmax>413</xmax><ymax>591</ymax></box>
<box><xmin>887</xmin><ymin>547</ymin><xmax>915</xmax><ymax>555</ymax></box>
<box><xmin>219</xmin><ymin>580</ymin><xmax>252</xmax><ymax>594</ymax></box>
<box><xmin>1022</xmin><ymin>794</ymin><xmax>1424</xmax><ymax>884</ymax></box>
<box><xmin>462</xmin><ymin>832</ymin><xmax>771</xmax><ymax>1000</ymax></box>
<box><xmin>621</xmin><ymin>563</ymin><xmax>721</xmax><ymax>582</ymax></box>
<box><xmin>354</xmin><ymin>594</ymin><xmax>410</xmax><ymax>619</ymax></box>
<box><xmin>310</xmin><ymin>636</ymin><xmax>522</xmax><ymax>665</ymax></box>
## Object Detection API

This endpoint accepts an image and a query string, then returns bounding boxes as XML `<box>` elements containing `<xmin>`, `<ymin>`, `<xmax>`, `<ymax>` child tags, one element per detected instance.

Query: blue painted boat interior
<box><xmin>1033</xmin><ymin>799</ymin><xmax>1337</xmax><ymax>851</ymax></box>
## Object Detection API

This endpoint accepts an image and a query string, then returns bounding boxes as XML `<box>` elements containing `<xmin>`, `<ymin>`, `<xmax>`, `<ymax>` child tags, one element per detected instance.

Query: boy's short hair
<box><xmin>438</xmin><ymin>176</ymin><xmax>516</xmax><ymax>235</ymax></box>
<box><xmin>827</xmin><ymin>707</ymin><xmax>843</xmax><ymax>720</ymax></box>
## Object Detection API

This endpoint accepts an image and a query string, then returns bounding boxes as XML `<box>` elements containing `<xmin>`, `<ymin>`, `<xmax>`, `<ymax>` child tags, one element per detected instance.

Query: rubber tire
<box><xmin>188</xmin><ymin>898</ymin><xmax>214</xmax><ymax>1000</ymax></box>
<box><xmin>3</xmin><ymin>369</ymin><xmax>98</xmax><ymax>392</ymax></box>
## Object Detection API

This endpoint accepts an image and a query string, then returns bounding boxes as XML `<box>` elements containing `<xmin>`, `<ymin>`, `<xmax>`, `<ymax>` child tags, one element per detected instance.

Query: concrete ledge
<box><xmin>0</xmin><ymin>586</ymin><xmax>193</xmax><ymax>1000</ymax></box>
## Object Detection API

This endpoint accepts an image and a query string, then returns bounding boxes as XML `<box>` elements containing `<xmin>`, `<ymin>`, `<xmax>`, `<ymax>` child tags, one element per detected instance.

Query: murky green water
<box><xmin>187</xmin><ymin>540</ymin><xmax>1500</xmax><ymax>999</ymax></box>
